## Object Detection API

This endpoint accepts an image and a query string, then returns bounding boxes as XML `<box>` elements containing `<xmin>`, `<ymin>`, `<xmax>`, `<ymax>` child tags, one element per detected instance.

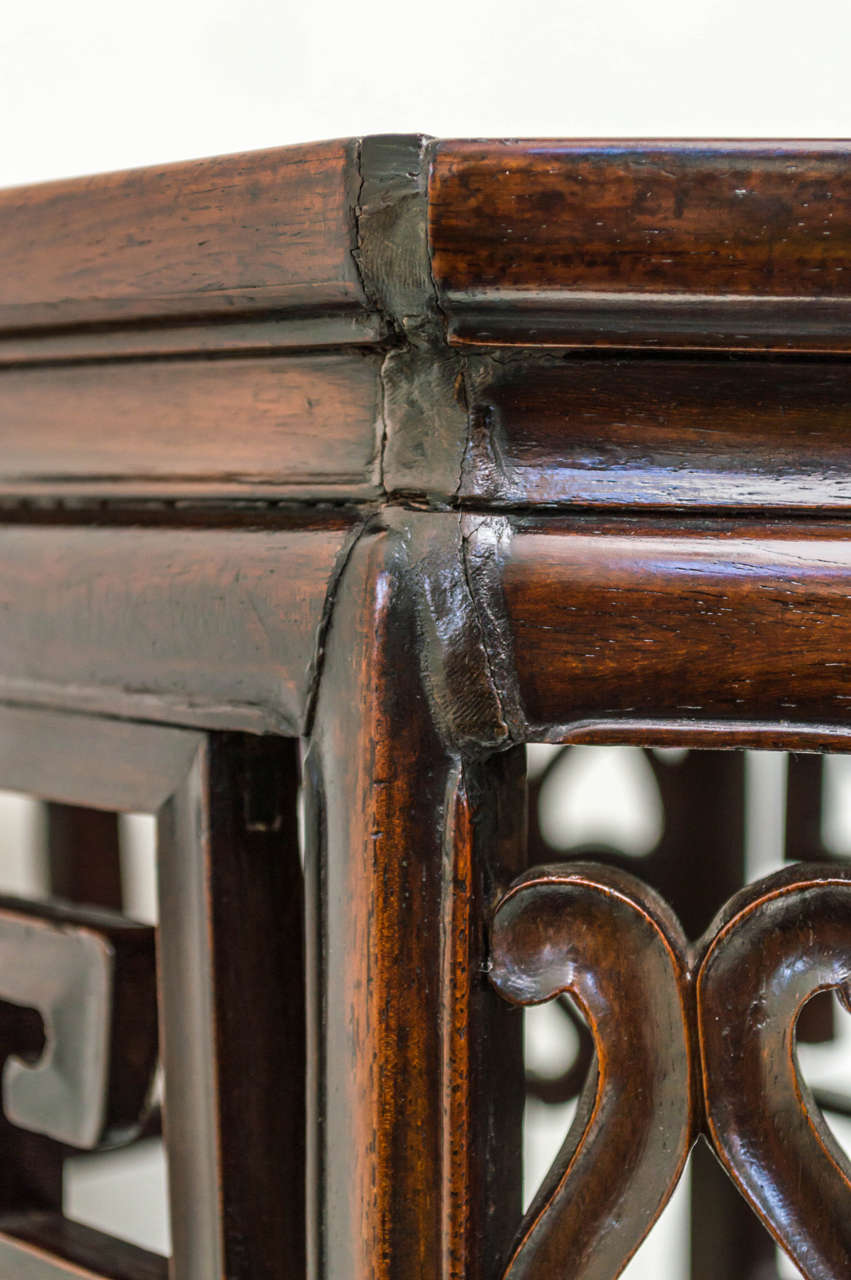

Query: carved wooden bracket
<box><xmin>490</xmin><ymin>862</ymin><xmax>693</xmax><ymax>1279</ymax></box>
<box><xmin>0</xmin><ymin>896</ymin><xmax>158</xmax><ymax>1150</ymax></box>
<box><xmin>490</xmin><ymin>861</ymin><xmax>851</xmax><ymax>1280</ymax></box>
<box><xmin>698</xmin><ymin>866</ymin><xmax>851</xmax><ymax>1280</ymax></box>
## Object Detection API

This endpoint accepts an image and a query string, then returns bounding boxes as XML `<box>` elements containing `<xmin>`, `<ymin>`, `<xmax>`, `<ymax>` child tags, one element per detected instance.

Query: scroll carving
<box><xmin>489</xmin><ymin>862</ymin><xmax>694</xmax><ymax>1279</ymax></box>
<box><xmin>698</xmin><ymin>864</ymin><xmax>851</xmax><ymax>1280</ymax></box>
<box><xmin>491</xmin><ymin>860</ymin><xmax>851</xmax><ymax>1280</ymax></box>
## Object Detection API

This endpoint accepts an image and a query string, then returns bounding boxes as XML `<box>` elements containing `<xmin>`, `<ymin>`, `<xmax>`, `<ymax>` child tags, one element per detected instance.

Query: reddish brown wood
<box><xmin>526</xmin><ymin>748</ymin><xmax>779</xmax><ymax>1276</ymax></box>
<box><xmin>0</xmin><ymin>141</ymin><xmax>366</xmax><ymax>331</ymax></box>
<box><xmin>4</xmin><ymin>136</ymin><xmax>851</xmax><ymax>1280</ymax></box>
<box><xmin>490</xmin><ymin>862</ymin><xmax>694</xmax><ymax>1279</ymax></box>
<box><xmin>463</xmin><ymin>355</ymin><xmax>851</xmax><ymax>510</ymax></box>
<box><xmin>157</xmin><ymin>733</ymin><xmax>304</xmax><ymax>1280</ymax></box>
<box><xmin>698</xmin><ymin>864</ymin><xmax>851</xmax><ymax>1280</ymax></box>
<box><xmin>0</xmin><ymin>517</ymin><xmax>355</xmax><ymax>734</ymax></box>
<box><xmin>495</xmin><ymin>518</ymin><xmax>851</xmax><ymax>746</ymax></box>
<box><xmin>302</xmin><ymin>518</ymin><xmax>526</xmax><ymax>1280</ymax></box>
<box><xmin>430</xmin><ymin>141</ymin><xmax>851</xmax><ymax>350</ymax></box>
<box><xmin>46</xmin><ymin>805</ymin><xmax>122</xmax><ymax>911</ymax></box>
<box><xmin>785</xmin><ymin>757</ymin><xmax>838</xmax><ymax>1046</ymax></box>
<box><xmin>0</xmin><ymin>353</ymin><xmax>382</xmax><ymax>500</ymax></box>
<box><xmin>0</xmin><ymin>315</ymin><xmax>381</xmax><ymax>365</ymax></box>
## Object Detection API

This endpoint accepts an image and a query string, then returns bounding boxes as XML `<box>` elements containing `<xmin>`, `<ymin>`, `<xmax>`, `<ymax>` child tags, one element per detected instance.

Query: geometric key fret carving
<box><xmin>0</xmin><ymin>896</ymin><xmax>158</xmax><ymax>1150</ymax></box>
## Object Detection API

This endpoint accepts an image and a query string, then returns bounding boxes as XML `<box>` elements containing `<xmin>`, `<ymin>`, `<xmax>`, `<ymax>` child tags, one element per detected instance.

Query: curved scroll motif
<box><xmin>697</xmin><ymin>863</ymin><xmax>851</xmax><ymax>1280</ymax></box>
<box><xmin>489</xmin><ymin>861</ymin><xmax>694</xmax><ymax>1280</ymax></box>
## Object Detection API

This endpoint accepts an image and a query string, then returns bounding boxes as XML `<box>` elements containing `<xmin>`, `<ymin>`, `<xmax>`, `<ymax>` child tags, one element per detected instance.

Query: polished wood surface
<box><xmin>2</xmin><ymin>136</ymin><xmax>851</xmax><ymax>1279</ymax></box>
<box><xmin>303</xmin><ymin>521</ymin><xmax>525</xmax><ymax>1280</ymax></box>
<box><xmin>497</xmin><ymin>518</ymin><xmax>851</xmax><ymax>747</ymax></box>
<box><xmin>0</xmin><ymin>353</ymin><xmax>382</xmax><ymax>499</ymax></box>
<box><xmin>490</xmin><ymin>858</ymin><xmax>851</xmax><ymax>1280</ymax></box>
<box><xmin>525</xmin><ymin>749</ymin><xmax>779</xmax><ymax>1276</ymax></box>
<box><xmin>490</xmin><ymin>862</ymin><xmax>693</xmax><ymax>1279</ymax></box>
<box><xmin>698</xmin><ymin>864</ymin><xmax>851</xmax><ymax>1280</ymax></box>
<box><xmin>0</xmin><ymin>141</ymin><xmax>367</xmax><ymax>331</ymax></box>
<box><xmin>430</xmin><ymin>141</ymin><xmax>851</xmax><ymax>350</ymax></box>
<box><xmin>0</xmin><ymin>517</ymin><xmax>355</xmax><ymax>733</ymax></box>
<box><xmin>463</xmin><ymin>355</ymin><xmax>851</xmax><ymax>510</ymax></box>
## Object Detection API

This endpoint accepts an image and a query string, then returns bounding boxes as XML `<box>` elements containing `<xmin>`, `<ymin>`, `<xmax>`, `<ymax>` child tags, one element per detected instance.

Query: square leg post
<box><xmin>303</xmin><ymin>513</ymin><xmax>526</xmax><ymax>1280</ymax></box>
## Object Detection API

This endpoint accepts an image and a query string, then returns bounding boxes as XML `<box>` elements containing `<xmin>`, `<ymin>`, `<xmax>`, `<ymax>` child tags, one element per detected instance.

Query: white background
<box><xmin>2</xmin><ymin>1</ymin><xmax>851</xmax><ymax>1273</ymax></box>
<box><xmin>2</xmin><ymin>0</ymin><xmax>851</xmax><ymax>189</ymax></box>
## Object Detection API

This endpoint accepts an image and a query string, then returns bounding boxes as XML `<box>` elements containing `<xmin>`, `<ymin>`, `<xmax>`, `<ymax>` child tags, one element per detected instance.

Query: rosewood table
<box><xmin>1</xmin><ymin>136</ymin><xmax>851</xmax><ymax>1280</ymax></box>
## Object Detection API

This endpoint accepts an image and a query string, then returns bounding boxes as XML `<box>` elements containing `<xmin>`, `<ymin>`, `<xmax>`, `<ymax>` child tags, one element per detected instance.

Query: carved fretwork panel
<box><xmin>524</xmin><ymin>747</ymin><xmax>851</xmax><ymax>1278</ymax></box>
<box><xmin>526</xmin><ymin>747</ymin><xmax>778</xmax><ymax>1277</ymax></box>
<box><xmin>0</xmin><ymin>896</ymin><xmax>158</xmax><ymax>1151</ymax></box>
<box><xmin>0</xmin><ymin>892</ymin><xmax>160</xmax><ymax>1276</ymax></box>
<box><xmin>493</xmin><ymin>858</ymin><xmax>851</xmax><ymax>1280</ymax></box>
<box><xmin>492</xmin><ymin>862</ymin><xmax>693</xmax><ymax>1279</ymax></box>
<box><xmin>698</xmin><ymin>865</ymin><xmax>851</xmax><ymax>1279</ymax></box>
<box><xmin>527</xmin><ymin>747</ymin><xmax>747</xmax><ymax>939</ymax></box>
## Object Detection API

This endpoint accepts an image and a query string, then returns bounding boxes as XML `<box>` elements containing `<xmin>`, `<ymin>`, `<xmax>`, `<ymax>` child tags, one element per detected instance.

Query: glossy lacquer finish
<box><xmin>430</xmin><ymin>141</ymin><xmax>851</xmax><ymax>350</ymax></box>
<box><xmin>489</xmin><ymin>859</ymin><xmax>851</xmax><ymax>1280</ymax></box>
<box><xmin>303</xmin><ymin>517</ymin><xmax>526</xmax><ymax>1280</ymax></box>
<box><xmin>2</xmin><ymin>137</ymin><xmax>851</xmax><ymax>1280</ymax></box>
<box><xmin>463</xmin><ymin>356</ymin><xmax>851</xmax><ymax>510</ymax></box>
<box><xmin>699</xmin><ymin>865</ymin><xmax>851</xmax><ymax>1280</ymax></box>
<box><xmin>499</xmin><ymin>519</ymin><xmax>851</xmax><ymax>747</ymax></box>
<box><xmin>490</xmin><ymin>864</ymin><xmax>693</xmax><ymax>1280</ymax></box>
<box><xmin>0</xmin><ymin>140</ymin><xmax>366</xmax><ymax>331</ymax></box>
<box><xmin>523</xmin><ymin>748</ymin><xmax>779</xmax><ymax>1279</ymax></box>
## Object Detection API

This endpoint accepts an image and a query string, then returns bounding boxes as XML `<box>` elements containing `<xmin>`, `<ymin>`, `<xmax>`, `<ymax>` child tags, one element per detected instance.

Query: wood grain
<box><xmin>525</xmin><ymin>749</ymin><xmax>777</xmax><ymax>1274</ymax></box>
<box><xmin>0</xmin><ymin>313</ymin><xmax>384</xmax><ymax>366</ymax></box>
<box><xmin>497</xmin><ymin>518</ymin><xmax>851</xmax><ymax>745</ymax></box>
<box><xmin>465</xmin><ymin>355</ymin><xmax>851</xmax><ymax>509</ymax></box>
<box><xmin>4</xmin><ymin>135</ymin><xmax>851</xmax><ymax>1280</ymax></box>
<box><xmin>157</xmin><ymin>734</ymin><xmax>304</xmax><ymax>1280</ymax></box>
<box><xmin>698</xmin><ymin>864</ymin><xmax>851</xmax><ymax>1279</ymax></box>
<box><xmin>302</xmin><ymin>522</ymin><xmax>526</xmax><ymax>1280</ymax></box>
<box><xmin>0</xmin><ymin>353</ymin><xmax>382</xmax><ymax>499</ymax></box>
<box><xmin>0</xmin><ymin>518</ymin><xmax>356</xmax><ymax>734</ymax></box>
<box><xmin>430</xmin><ymin>141</ymin><xmax>851</xmax><ymax>350</ymax></box>
<box><xmin>490</xmin><ymin>862</ymin><xmax>693</xmax><ymax>1279</ymax></box>
<box><xmin>0</xmin><ymin>141</ymin><xmax>366</xmax><ymax>331</ymax></box>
